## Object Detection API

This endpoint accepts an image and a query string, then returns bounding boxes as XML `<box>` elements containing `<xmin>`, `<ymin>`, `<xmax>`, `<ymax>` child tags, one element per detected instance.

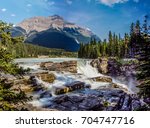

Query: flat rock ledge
<box><xmin>40</xmin><ymin>61</ymin><xmax>77</xmax><ymax>73</ymax></box>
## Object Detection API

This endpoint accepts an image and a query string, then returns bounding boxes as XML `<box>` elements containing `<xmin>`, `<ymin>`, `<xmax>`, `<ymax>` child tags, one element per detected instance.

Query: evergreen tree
<box><xmin>0</xmin><ymin>20</ymin><xmax>28</xmax><ymax>110</ymax></box>
<box><xmin>130</xmin><ymin>22</ymin><xmax>136</xmax><ymax>57</ymax></box>
<box><xmin>108</xmin><ymin>31</ymin><xmax>113</xmax><ymax>56</ymax></box>
<box><xmin>136</xmin><ymin>15</ymin><xmax>150</xmax><ymax>98</ymax></box>
<box><xmin>124</xmin><ymin>33</ymin><xmax>129</xmax><ymax>58</ymax></box>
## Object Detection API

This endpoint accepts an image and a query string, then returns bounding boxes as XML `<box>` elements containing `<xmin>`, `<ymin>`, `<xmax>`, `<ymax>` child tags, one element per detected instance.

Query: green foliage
<box><xmin>78</xmin><ymin>32</ymin><xmax>129</xmax><ymax>59</ymax></box>
<box><xmin>136</xmin><ymin>15</ymin><xmax>150</xmax><ymax>98</ymax></box>
<box><xmin>0</xmin><ymin>20</ymin><xmax>29</xmax><ymax>110</ymax></box>
<box><xmin>0</xmin><ymin>79</ymin><xmax>29</xmax><ymax>111</ymax></box>
<box><xmin>12</xmin><ymin>42</ymin><xmax>77</xmax><ymax>58</ymax></box>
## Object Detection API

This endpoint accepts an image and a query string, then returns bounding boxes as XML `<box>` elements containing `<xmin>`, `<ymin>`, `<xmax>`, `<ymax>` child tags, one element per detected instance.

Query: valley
<box><xmin>0</xmin><ymin>13</ymin><xmax>150</xmax><ymax>111</ymax></box>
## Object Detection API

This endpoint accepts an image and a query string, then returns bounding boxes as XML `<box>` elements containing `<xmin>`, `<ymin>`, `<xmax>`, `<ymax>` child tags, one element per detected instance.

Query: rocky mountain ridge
<box><xmin>12</xmin><ymin>15</ymin><xmax>100</xmax><ymax>51</ymax></box>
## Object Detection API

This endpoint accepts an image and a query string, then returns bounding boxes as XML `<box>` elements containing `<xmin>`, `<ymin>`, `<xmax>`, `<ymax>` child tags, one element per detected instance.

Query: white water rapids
<box><xmin>15</xmin><ymin>58</ymin><xmax>137</xmax><ymax>107</ymax></box>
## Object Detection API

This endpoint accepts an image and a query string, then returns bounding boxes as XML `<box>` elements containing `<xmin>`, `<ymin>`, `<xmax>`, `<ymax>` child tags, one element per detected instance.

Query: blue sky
<box><xmin>0</xmin><ymin>0</ymin><xmax>149</xmax><ymax>39</ymax></box>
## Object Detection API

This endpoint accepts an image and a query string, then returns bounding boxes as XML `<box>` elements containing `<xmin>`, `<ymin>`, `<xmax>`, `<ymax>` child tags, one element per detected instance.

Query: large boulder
<box><xmin>54</xmin><ymin>81</ymin><xmax>91</xmax><ymax>95</ymax></box>
<box><xmin>34</xmin><ymin>72</ymin><xmax>56</xmax><ymax>83</ymax></box>
<box><xmin>40</xmin><ymin>61</ymin><xmax>77</xmax><ymax>73</ymax></box>
<box><xmin>91</xmin><ymin>58</ymin><xmax>108</xmax><ymax>74</ymax></box>
<box><xmin>51</xmin><ymin>95</ymin><xmax>104</xmax><ymax>111</ymax></box>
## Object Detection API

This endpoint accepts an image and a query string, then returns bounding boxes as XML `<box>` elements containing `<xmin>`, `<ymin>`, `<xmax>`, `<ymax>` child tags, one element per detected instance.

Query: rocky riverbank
<box><xmin>1</xmin><ymin>59</ymin><xmax>149</xmax><ymax>111</ymax></box>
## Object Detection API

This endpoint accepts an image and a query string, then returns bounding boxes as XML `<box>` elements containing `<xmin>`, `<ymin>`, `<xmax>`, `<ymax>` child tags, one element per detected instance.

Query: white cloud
<box><xmin>66</xmin><ymin>0</ymin><xmax>73</xmax><ymax>5</ymax></box>
<box><xmin>133</xmin><ymin>0</ymin><xmax>139</xmax><ymax>3</ymax></box>
<box><xmin>27</xmin><ymin>4</ymin><xmax>32</xmax><ymax>7</ymax></box>
<box><xmin>1</xmin><ymin>8</ymin><xmax>7</xmax><ymax>12</ymax></box>
<box><xmin>98</xmin><ymin>0</ymin><xmax>128</xmax><ymax>6</ymax></box>
<box><xmin>11</xmin><ymin>14</ymin><xmax>16</xmax><ymax>17</ymax></box>
<box><xmin>48</xmin><ymin>1</ymin><xmax>55</xmax><ymax>6</ymax></box>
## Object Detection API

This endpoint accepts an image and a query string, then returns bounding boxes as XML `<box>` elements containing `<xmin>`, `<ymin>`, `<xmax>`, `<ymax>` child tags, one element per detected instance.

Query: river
<box><xmin>14</xmin><ymin>58</ymin><xmax>138</xmax><ymax>109</ymax></box>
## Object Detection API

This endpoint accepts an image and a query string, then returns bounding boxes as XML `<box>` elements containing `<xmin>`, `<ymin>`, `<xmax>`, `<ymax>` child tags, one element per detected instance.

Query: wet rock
<box><xmin>131</xmin><ymin>99</ymin><xmax>141</xmax><ymax>110</ymax></box>
<box><xmin>68</xmin><ymin>95</ymin><xmax>85</xmax><ymax>103</ymax></box>
<box><xmin>144</xmin><ymin>98</ymin><xmax>150</xmax><ymax>105</ymax></box>
<box><xmin>30</xmin><ymin>76</ymin><xmax>46</xmax><ymax>92</ymax></box>
<box><xmin>91</xmin><ymin>58</ymin><xmax>108</xmax><ymax>74</ymax></box>
<box><xmin>112</xmin><ymin>83</ymin><xmax>120</xmax><ymax>88</ymax></box>
<box><xmin>34</xmin><ymin>72</ymin><xmax>56</xmax><ymax>83</ymax></box>
<box><xmin>51</xmin><ymin>95</ymin><xmax>103</xmax><ymax>111</ymax></box>
<box><xmin>90</xmin><ymin>76</ymin><xmax>112</xmax><ymax>83</ymax></box>
<box><xmin>39</xmin><ymin>90</ymin><xmax>52</xmax><ymax>99</ymax></box>
<box><xmin>55</xmin><ymin>81</ymin><xmax>91</xmax><ymax>95</ymax></box>
<box><xmin>120</xmin><ymin>94</ymin><xmax>132</xmax><ymax>111</ymax></box>
<box><xmin>53</xmin><ymin>95</ymin><xmax>69</xmax><ymax>104</ymax></box>
<box><xmin>111</xmin><ymin>83</ymin><xmax>129</xmax><ymax>93</ymax></box>
<box><xmin>78</xmin><ymin>97</ymin><xmax>103</xmax><ymax>111</ymax></box>
<box><xmin>38</xmin><ymin>87</ymin><xmax>146</xmax><ymax>111</ymax></box>
<box><xmin>40</xmin><ymin>61</ymin><xmax>77</xmax><ymax>73</ymax></box>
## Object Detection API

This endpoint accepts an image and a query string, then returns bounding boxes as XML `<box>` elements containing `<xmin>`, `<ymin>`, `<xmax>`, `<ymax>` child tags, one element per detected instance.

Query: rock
<box><xmin>55</xmin><ymin>81</ymin><xmax>90</xmax><ymax>95</ymax></box>
<box><xmin>91</xmin><ymin>58</ymin><xmax>108</xmax><ymax>74</ymax></box>
<box><xmin>112</xmin><ymin>83</ymin><xmax>120</xmax><ymax>88</ymax></box>
<box><xmin>131</xmin><ymin>99</ymin><xmax>141</xmax><ymax>110</ymax></box>
<box><xmin>30</xmin><ymin>76</ymin><xmax>46</xmax><ymax>92</ymax></box>
<box><xmin>120</xmin><ymin>94</ymin><xmax>132</xmax><ymax>111</ymax></box>
<box><xmin>35</xmin><ymin>72</ymin><xmax>55</xmax><ymax>83</ymax></box>
<box><xmin>108</xmin><ymin>58</ymin><xmax>122</xmax><ymax>76</ymax></box>
<box><xmin>40</xmin><ymin>61</ymin><xmax>53</xmax><ymax>68</ymax></box>
<box><xmin>111</xmin><ymin>83</ymin><xmax>129</xmax><ymax>93</ymax></box>
<box><xmin>52</xmin><ymin>95</ymin><xmax>103</xmax><ymax>111</ymax></box>
<box><xmin>78</xmin><ymin>97</ymin><xmax>104</xmax><ymax>111</ymax></box>
<box><xmin>39</xmin><ymin>90</ymin><xmax>52</xmax><ymax>99</ymax></box>
<box><xmin>53</xmin><ymin>95</ymin><xmax>69</xmax><ymax>104</ymax></box>
<box><xmin>90</xmin><ymin>76</ymin><xmax>112</xmax><ymax>83</ymax></box>
<box><xmin>144</xmin><ymin>98</ymin><xmax>150</xmax><ymax>105</ymax></box>
<box><xmin>41</xmin><ymin>88</ymin><xmax>145</xmax><ymax>111</ymax></box>
<box><xmin>40</xmin><ymin>61</ymin><xmax>77</xmax><ymax>73</ymax></box>
<box><xmin>0</xmin><ymin>73</ymin><xmax>17</xmax><ymax>82</ymax></box>
<box><xmin>68</xmin><ymin>95</ymin><xmax>85</xmax><ymax>103</ymax></box>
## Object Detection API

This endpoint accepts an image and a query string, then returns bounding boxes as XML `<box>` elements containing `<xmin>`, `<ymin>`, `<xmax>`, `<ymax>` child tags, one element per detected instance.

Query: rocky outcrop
<box><xmin>40</xmin><ymin>61</ymin><xmax>77</xmax><ymax>73</ymax></box>
<box><xmin>107</xmin><ymin>58</ymin><xmax>138</xmax><ymax>76</ymax></box>
<box><xmin>90</xmin><ymin>76</ymin><xmax>112</xmax><ymax>83</ymax></box>
<box><xmin>54</xmin><ymin>81</ymin><xmax>91</xmax><ymax>95</ymax></box>
<box><xmin>49</xmin><ymin>94</ymin><xmax>104</xmax><ymax>111</ymax></box>
<box><xmin>44</xmin><ymin>88</ymin><xmax>143</xmax><ymax>111</ymax></box>
<box><xmin>34</xmin><ymin>72</ymin><xmax>56</xmax><ymax>83</ymax></box>
<box><xmin>91</xmin><ymin>58</ymin><xmax>108</xmax><ymax>74</ymax></box>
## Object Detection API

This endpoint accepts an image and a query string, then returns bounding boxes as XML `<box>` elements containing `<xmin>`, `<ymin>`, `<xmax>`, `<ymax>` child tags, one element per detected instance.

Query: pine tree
<box><xmin>136</xmin><ymin>15</ymin><xmax>150</xmax><ymax>98</ymax></box>
<box><xmin>130</xmin><ymin>22</ymin><xmax>136</xmax><ymax>57</ymax></box>
<box><xmin>0</xmin><ymin>20</ymin><xmax>28</xmax><ymax>110</ymax></box>
<box><xmin>108</xmin><ymin>31</ymin><xmax>113</xmax><ymax>56</ymax></box>
<box><xmin>124</xmin><ymin>33</ymin><xmax>129</xmax><ymax>58</ymax></box>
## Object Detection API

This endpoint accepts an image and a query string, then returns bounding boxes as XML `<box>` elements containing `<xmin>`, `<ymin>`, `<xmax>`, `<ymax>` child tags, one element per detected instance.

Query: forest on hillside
<box><xmin>78</xmin><ymin>15</ymin><xmax>150</xmax><ymax>59</ymax></box>
<box><xmin>0</xmin><ymin>21</ymin><xmax>77</xmax><ymax>58</ymax></box>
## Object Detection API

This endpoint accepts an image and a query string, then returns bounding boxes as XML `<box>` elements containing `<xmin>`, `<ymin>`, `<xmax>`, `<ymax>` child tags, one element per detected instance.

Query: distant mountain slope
<box><xmin>12</xmin><ymin>15</ymin><xmax>100</xmax><ymax>51</ymax></box>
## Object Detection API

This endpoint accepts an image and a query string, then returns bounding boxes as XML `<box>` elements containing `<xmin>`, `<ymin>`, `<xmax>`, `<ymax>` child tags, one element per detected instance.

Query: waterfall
<box><xmin>77</xmin><ymin>59</ymin><xmax>103</xmax><ymax>78</ymax></box>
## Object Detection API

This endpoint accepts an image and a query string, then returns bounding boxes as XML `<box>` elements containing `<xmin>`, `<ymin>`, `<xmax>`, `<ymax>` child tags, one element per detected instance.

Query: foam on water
<box><xmin>17</xmin><ymin>58</ymin><xmax>136</xmax><ymax>107</ymax></box>
<box><xmin>77</xmin><ymin>60</ymin><xmax>103</xmax><ymax>78</ymax></box>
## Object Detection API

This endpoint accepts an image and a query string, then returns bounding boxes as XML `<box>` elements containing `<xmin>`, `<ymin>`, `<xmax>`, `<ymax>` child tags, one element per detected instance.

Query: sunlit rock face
<box><xmin>12</xmin><ymin>15</ymin><xmax>100</xmax><ymax>51</ymax></box>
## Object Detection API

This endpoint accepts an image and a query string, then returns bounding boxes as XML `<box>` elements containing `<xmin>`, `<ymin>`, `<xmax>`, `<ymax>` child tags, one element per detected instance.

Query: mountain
<box><xmin>12</xmin><ymin>15</ymin><xmax>100</xmax><ymax>51</ymax></box>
